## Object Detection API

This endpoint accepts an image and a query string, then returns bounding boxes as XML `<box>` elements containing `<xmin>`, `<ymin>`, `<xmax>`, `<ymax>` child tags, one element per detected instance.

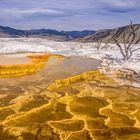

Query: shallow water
<box><xmin>0</xmin><ymin>54</ymin><xmax>140</xmax><ymax>140</ymax></box>
<box><xmin>0</xmin><ymin>55</ymin><xmax>101</xmax><ymax>86</ymax></box>
<box><xmin>0</xmin><ymin>55</ymin><xmax>31</xmax><ymax>64</ymax></box>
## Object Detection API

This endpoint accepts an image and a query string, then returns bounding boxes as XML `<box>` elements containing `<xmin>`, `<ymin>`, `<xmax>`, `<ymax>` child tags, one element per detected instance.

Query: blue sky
<box><xmin>0</xmin><ymin>0</ymin><xmax>139</xmax><ymax>30</ymax></box>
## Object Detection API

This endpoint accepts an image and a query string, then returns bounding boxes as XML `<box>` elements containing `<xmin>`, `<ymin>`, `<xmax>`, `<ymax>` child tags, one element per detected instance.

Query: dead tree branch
<box><xmin>112</xmin><ymin>22</ymin><xmax>140</xmax><ymax>61</ymax></box>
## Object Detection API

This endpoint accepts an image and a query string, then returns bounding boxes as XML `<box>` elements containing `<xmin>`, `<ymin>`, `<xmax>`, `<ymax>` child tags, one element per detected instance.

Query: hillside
<box><xmin>1</xmin><ymin>24</ymin><xmax>140</xmax><ymax>43</ymax></box>
<box><xmin>76</xmin><ymin>24</ymin><xmax>140</xmax><ymax>43</ymax></box>
<box><xmin>0</xmin><ymin>26</ymin><xmax>95</xmax><ymax>41</ymax></box>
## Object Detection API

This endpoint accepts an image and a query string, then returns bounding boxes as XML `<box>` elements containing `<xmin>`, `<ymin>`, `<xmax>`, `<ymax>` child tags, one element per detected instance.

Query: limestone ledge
<box><xmin>47</xmin><ymin>70</ymin><xmax>115</xmax><ymax>91</ymax></box>
<box><xmin>0</xmin><ymin>53</ymin><xmax>64</xmax><ymax>78</ymax></box>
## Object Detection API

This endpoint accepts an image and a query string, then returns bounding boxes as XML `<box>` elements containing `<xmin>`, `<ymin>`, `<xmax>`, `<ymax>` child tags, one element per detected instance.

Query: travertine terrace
<box><xmin>0</xmin><ymin>53</ymin><xmax>140</xmax><ymax>140</ymax></box>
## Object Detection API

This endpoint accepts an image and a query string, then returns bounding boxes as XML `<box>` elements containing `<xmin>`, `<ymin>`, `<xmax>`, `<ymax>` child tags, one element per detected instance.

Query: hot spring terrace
<box><xmin>0</xmin><ymin>53</ymin><xmax>140</xmax><ymax>140</ymax></box>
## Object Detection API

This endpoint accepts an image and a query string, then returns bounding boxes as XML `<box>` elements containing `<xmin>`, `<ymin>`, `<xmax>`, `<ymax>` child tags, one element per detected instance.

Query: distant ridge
<box><xmin>0</xmin><ymin>26</ymin><xmax>95</xmax><ymax>41</ymax></box>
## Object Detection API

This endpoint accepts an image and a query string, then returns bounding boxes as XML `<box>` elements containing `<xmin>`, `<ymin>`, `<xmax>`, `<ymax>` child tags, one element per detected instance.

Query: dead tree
<box><xmin>94</xmin><ymin>39</ymin><xmax>109</xmax><ymax>50</ymax></box>
<box><xmin>94</xmin><ymin>39</ymin><xmax>102</xmax><ymax>50</ymax></box>
<box><xmin>112</xmin><ymin>22</ymin><xmax>140</xmax><ymax>61</ymax></box>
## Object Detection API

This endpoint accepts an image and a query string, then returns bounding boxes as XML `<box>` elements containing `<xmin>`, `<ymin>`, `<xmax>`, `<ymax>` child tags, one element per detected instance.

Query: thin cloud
<box><xmin>101</xmin><ymin>0</ymin><xmax>137</xmax><ymax>7</ymax></box>
<box><xmin>2</xmin><ymin>8</ymin><xmax>64</xmax><ymax>14</ymax></box>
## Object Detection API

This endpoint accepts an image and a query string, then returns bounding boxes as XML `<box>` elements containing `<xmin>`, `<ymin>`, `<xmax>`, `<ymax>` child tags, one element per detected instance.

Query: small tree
<box><xmin>112</xmin><ymin>22</ymin><xmax>140</xmax><ymax>61</ymax></box>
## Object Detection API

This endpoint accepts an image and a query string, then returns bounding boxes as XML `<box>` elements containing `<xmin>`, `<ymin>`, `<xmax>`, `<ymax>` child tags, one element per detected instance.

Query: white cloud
<box><xmin>3</xmin><ymin>8</ymin><xmax>63</xmax><ymax>14</ymax></box>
